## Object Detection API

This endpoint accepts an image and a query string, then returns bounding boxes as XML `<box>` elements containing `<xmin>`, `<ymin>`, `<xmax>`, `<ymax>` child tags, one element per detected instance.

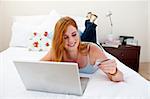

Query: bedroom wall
<box><xmin>0</xmin><ymin>1</ymin><xmax>149</xmax><ymax>62</ymax></box>
<box><xmin>0</xmin><ymin>1</ymin><xmax>2</xmax><ymax>52</ymax></box>
<box><xmin>148</xmin><ymin>0</ymin><xmax>150</xmax><ymax>61</ymax></box>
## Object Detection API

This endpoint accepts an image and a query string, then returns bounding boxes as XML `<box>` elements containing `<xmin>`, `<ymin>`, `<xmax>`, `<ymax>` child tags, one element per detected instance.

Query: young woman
<box><xmin>41</xmin><ymin>16</ymin><xmax>123</xmax><ymax>82</ymax></box>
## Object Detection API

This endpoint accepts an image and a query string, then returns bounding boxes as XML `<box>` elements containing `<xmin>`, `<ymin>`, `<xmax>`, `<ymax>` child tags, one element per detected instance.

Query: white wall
<box><xmin>0</xmin><ymin>1</ymin><xmax>149</xmax><ymax>62</ymax></box>
<box><xmin>148</xmin><ymin>0</ymin><xmax>150</xmax><ymax>61</ymax></box>
<box><xmin>0</xmin><ymin>1</ymin><xmax>3</xmax><ymax>52</ymax></box>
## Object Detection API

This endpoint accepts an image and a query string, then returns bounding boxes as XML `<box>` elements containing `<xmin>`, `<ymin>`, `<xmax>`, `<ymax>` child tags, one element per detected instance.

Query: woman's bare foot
<box><xmin>90</xmin><ymin>14</ymin><xmax>98</xmax><ymax>23</ymax></box>
<box><xmin>86</xmin><ymin>12</ymin><xmax>92</xmax><ymax>20</ymax></box>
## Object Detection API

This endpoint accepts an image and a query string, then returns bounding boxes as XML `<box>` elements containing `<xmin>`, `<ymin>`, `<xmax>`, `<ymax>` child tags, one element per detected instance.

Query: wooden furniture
<box><xmin>102</xmin><ymin>45</ymin><xmax>141</xmax><ymax>72</ymax></box>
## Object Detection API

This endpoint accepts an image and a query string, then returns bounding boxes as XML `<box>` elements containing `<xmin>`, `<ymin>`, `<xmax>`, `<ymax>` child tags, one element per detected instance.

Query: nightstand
<box><xmin>102</xmin><ymin>45</ymin><xmax>141</xmax><ymax>72</ymax></box>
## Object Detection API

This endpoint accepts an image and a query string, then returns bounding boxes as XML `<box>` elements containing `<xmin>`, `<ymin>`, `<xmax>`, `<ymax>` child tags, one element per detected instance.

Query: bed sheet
<box><xmin>0</xmin><ymin>47</ymin><xmax>149</xmax><ymax>99</ymax></box>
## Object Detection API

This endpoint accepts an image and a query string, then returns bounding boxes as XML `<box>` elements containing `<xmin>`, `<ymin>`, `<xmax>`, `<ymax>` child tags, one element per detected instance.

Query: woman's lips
<box><xmin>68</xmin><ymin>42</ymin><xmax>76</xmax><ymax>47</ymax></box>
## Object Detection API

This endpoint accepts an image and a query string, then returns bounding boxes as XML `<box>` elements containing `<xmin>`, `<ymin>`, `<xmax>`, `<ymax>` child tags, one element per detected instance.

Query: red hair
<box><xmin>51</xmin><ymin>16</ymin><xmax>89</xmax><ymax>62</ymax></box>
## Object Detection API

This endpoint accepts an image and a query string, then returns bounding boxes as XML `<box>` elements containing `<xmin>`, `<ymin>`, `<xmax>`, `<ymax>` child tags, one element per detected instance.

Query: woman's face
<box><xmin>63</xmin><ymin>25</ymin><xmax>80</xmax><ymax>52</ymax></box>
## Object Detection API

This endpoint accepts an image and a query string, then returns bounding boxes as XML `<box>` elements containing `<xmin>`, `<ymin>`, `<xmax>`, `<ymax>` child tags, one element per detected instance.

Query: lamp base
<box><xmin>107</xmin><ymin>34</ymin><xmax>114</xmax><ymax>42</ymax></box>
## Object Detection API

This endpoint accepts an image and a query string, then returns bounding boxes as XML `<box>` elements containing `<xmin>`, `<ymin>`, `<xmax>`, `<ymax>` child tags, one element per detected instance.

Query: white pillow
<box><xmin>27</xmin><ymin>10</ymin><xmax>61</xmax><ymax>51</ymax></box>
<box><xmin>32</xmin><ymin>10</ymin><xmax>61</xmax><ymax>33</ymax></box>
<box><xmin>9</xmin><ymin>22</ymin><xmax>37</xmax><ymax>47</ymax></box>
<box><xmin>9</xmin><ymin>10</ymin><xmax>61</xmax><ymax>48</ymax></box>
<box><xmin>70</xmin><ymin>16</ymin><xmax>86</xmax><ymax>32</ymax></box>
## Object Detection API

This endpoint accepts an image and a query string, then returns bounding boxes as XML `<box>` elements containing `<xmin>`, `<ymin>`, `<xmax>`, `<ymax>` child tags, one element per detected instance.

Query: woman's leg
<box><xmin>81</xmin><ymin>20</ymin><xmax>97</xmax><ymax>43</ymax></box>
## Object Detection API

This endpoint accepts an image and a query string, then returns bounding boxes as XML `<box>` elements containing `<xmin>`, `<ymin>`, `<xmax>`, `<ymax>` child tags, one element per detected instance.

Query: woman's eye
<box><xmin>64</xmin><ymin>36</ymin><xmax>68</xmax><ymax>39</ymax></box>
<box><xmin>72</xmin><ymin>33</ymin><xmax>77</xmax><ymax>37</ymax></box>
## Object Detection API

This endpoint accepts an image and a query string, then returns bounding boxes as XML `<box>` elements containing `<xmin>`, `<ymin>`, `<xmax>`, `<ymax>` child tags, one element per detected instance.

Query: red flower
<box><xmin>45</xmin><ymin>42</ymin><xmax>49</xmax><ymax>46</ymax></box>
<box><xmin>33</xmin><ymin>41</ymin><xmax>39</xmax><ymax>47</ymax></box>
<box><xmin>44</xmin><ymin>32</ymin><xmax>48</xmax><ymax>37</ymax></box>
<box><xmin>33</xmin><ymin>32</ymin><xmax>37</xmax><ymax>36</ymax></box>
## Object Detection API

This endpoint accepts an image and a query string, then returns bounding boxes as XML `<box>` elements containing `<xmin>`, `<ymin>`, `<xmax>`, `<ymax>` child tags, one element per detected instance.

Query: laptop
<box><xmin>13</xmin><ymin>60</ymin><xmax>89</xmax><ymax>96</ymax></box>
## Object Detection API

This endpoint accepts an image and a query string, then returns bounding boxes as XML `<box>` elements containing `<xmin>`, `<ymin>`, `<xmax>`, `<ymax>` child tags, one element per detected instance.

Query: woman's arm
<box><xmin>89</xmin><ymin>43</ymin><xmax>124</xmax><ymax>82</ymax></box>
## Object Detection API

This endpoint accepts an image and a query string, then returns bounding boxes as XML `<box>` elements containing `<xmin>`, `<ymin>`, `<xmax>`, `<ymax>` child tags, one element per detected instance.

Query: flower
<box><xmin>28</xmin><ymin>31</ymin><xmax>51</xmax><ymax>51</ymax></box>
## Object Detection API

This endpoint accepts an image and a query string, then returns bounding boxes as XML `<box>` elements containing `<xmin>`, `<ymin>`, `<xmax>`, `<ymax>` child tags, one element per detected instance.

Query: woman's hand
<box><xmin>88</xmin><ymin>43</ymin><xmax>123</xmax><ymax>82</ymax></box>
<box><xmin>99</xmin><ymin>59</ymin><xmax>117</xmax><ymax>75</ymax></box>
<box><xmin>98</xmin><ymin>59</ymin><xmax>124</xmax><ymax>82</ymax></box>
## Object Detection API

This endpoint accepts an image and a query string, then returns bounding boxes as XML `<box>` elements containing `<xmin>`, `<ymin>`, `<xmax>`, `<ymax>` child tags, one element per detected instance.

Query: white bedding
<box><xmin>0</xmin><ymin>47</ymin><xmax>149</xmax><ymax>99</ymax></box>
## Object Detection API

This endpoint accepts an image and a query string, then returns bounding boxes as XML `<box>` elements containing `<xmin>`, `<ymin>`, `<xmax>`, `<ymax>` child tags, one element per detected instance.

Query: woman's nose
<box><xmin>68</xmin><ymin>37</ymin><xmax>74</xmax><ymax>43</ymax></box>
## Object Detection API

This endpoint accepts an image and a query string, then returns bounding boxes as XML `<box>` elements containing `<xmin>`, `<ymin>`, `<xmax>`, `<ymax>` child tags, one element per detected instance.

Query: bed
<box><xmin>0</xmin><ymin>10</ymin><xmax>150</xmax><ymax>99</ymax></box>
<box><xmin>0</xmin><ymin>46</ymin><xmax>149</xmax><ymax>99</ymax></box>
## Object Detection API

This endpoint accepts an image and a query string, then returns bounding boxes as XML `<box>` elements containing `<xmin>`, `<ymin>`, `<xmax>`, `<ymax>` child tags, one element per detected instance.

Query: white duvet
<box><xmin>0</xmin><ymin>47</ymin><xmax>149</xmax><ymax>99</ymax></box>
